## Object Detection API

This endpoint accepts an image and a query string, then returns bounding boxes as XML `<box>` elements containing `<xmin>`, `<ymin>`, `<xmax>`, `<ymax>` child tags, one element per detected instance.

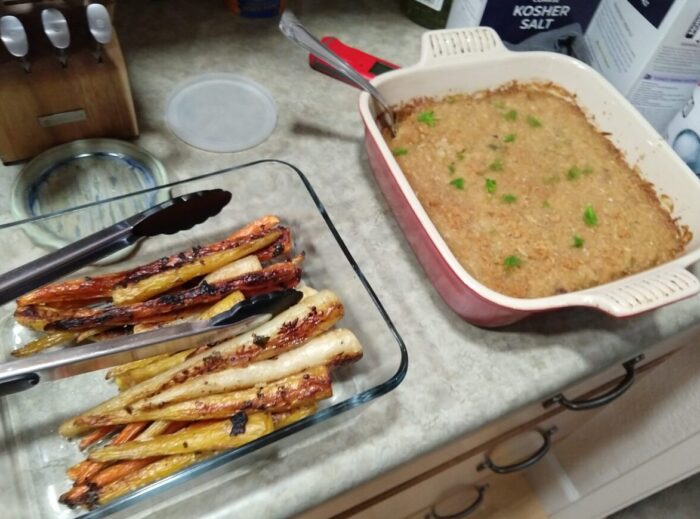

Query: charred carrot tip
<box><xmin>79</xmin><ymin>426</ymin><xmax>116</xmax><ymax>450</ymax></box>
<box><xmin>112</xmin><ymin>422</ymin><xmax>149</xmax><ymax>445</ymax></box>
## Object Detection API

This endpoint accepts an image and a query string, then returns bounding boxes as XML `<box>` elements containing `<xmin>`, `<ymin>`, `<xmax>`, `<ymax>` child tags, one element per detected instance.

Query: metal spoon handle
<box><xmin>279</xmin><ymin>10</ymin><xmax>396</xmax><ymax>135</ymax></box>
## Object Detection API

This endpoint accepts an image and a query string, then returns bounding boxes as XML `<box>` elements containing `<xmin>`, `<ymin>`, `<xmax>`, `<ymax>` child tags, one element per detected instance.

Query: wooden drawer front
<box><xmin>346</xmin><ymin>408</ymin><xmax>597</xmax><ymax>519</ymax></box>
<box><xmin>405</xmin><ymin>474</ymin><xmax>547</xmax><ymax>519</ymax></box>
<box><xmin>348</xmin><ymin>447</ymin><xmax>486</xmax><ymax>519</ymax></box>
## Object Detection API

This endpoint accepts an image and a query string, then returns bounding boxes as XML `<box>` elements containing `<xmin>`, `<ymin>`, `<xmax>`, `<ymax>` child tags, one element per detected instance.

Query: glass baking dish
<box><xmin>0</xmin><ymin>159</ymin><xmax>408</xmax><ymax>518</ymax></box>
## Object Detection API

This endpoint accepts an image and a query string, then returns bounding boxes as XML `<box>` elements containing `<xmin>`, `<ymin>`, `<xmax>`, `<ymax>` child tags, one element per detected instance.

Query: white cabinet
<box><xmin>526</xmin><ymin>338</ymin><xmax>700</xmax><ymax>519</ymax></box>
<box><xmin>300</xmin><ymin>335</ymin><xmax>700</xmax><ymax>519</ymax></box>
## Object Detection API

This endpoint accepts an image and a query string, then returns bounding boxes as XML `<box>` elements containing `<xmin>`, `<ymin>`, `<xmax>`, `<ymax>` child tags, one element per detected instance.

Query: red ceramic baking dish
<box><xmin>358</xmin><ymin>27</ymin><xmax>700</xmax><ymax>327</ymax></box>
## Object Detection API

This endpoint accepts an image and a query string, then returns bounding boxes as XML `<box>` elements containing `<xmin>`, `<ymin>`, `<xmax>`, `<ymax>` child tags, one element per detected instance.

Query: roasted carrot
<box><xmin>111</xmin><ymin>228</ymin><xmax>284</xmax><ymax>305</ymax></box>
<box><xmin>106</xmin><ymin>355</ymin><xmax>171</xmax><ymax>380</ymax></box>
<box><xmin>78</xmin><ymin>426</ymin><xmax>116</xmax><ymax>450</ymax></box>
<box><xmin>112</xmin><ymin>350</ymin><xmax>194</xmax><ymax>391</ymax></box>
<box><xmin>111</xmin><ymin>422</ymin><xmax>149</xmax><ymax>444</ymax></box>
<box><xmin>61</xmin><ymin>421</ymin><xmax>187</xmax><ymax>506</ymax></box>
<box><xmin>89</xmin><ymin>413</ymin><xmax>273</xmax><ymax>461</ymax></box>
<box><xmin>96</xmin><ymin>453</ymin><xmax>207</xmax><ymax>506</ymax></box>
<box><xmin>59</xmin><ymin>291</ymin><xmax>343</xmax><ymax>437</ymax></box>
<box><xmin>17</xmin><ymin>272</ymin><xmax>129</xmax><ymax>306</ymax></box>
<box><xmin>226</xmin><ymin>215</ymin><xmax>279</xmax><ymax>240</ymax></box>
<box><xmin>78</xmin><ymin>367</ymin><xmax>332</xmax><ymax>425</ymax></box>
<box><xmin>67</xmin><ymin>460</ymin><xmax>104</xmax><ymax>483</ymax></box>
<box><xmin>111</xmin><ymin>291</ymin><xmax>248</xmax><ymax>390</ymax></box>
<box><xmin>92</xmin><ymin>457</ymin><xmax>160</xmax><ymax>487</ymax></box>
<box><xmin>68</xmin><ymin>422</ymin><xmax>149</xmax><ymax>482</ymax></box>
<box><xmin>256</xmin><ymin>227</ymin><xmax>293</xmax><ymax>262</ymax></box>
<box><xmin>11</xmin><ymin>331</ymin><xmax>76</xmax><ymax>357</ymax></box>
<box><xmin>272</xmin><ymin>404</ymin><xmax>318</xmax><ymax>430</ymax></box>
<box><xmin>35</xmin><ymin>258</ymin><xmax>301</xmax><ymax>332</ymax></box>
<box><xmin>18</xmin><ymin>216</ymin><xmax>282</xmax><ymax>309</ymax></box>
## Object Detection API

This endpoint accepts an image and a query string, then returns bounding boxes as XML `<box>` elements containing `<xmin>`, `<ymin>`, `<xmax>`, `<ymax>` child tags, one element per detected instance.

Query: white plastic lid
<box><xmin>165</xmin><ymin>73</ymin><xmax>277</xmax><ymax>153</ymax></box>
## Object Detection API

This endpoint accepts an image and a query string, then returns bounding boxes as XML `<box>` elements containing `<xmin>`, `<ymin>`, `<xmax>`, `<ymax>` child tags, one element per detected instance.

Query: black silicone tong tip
<box><xmin>209</xmin><ymin>289</ymin><xmax>304</xmax><ymax>327</ymax></box>
<box><xmin>132</xmin><ymin>189</ymin><xmax>233</xmax><ymax>237</ymax></box>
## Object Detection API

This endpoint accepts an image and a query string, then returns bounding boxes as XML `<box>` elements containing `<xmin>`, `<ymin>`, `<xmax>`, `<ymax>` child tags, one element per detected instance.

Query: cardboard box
<box><xmin>447</xmin><ymin>0</ymin><xmax>602</xmax><ymax>47</ymax></box>
<box><xmin>584</xmin><ymin>0</ymin><xmax>700</xmax><ymax>132</ymax></box>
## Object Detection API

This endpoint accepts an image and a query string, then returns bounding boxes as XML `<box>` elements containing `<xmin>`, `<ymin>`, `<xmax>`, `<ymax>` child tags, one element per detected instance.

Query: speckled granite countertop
<box><xmin>3</xmin><ymin>1</ymin><xmax>700</xmax><ymax>518</ymax></box>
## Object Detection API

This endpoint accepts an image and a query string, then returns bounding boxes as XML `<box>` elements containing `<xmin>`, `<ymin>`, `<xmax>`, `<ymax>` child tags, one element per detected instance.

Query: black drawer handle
<box><xmin>544</xmin><ymin>355</ymin><xmax>644</xmax><ymax>411</ymax></box>
<box><xmin>477</xmin><ymin>427</ymin><xmax>556</xmax><ymax>474</ymax></box>
<box><xmin>429</xmin><ymin>485</ymin><xmax>488</xmax><ymax>519</ymax></box>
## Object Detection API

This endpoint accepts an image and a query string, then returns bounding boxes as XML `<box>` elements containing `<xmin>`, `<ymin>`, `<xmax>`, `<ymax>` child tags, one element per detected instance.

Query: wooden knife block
<box><xmin>0</xmin><ymin>2</ymin><xmax>138</xmax><ymax>164</ymax></box>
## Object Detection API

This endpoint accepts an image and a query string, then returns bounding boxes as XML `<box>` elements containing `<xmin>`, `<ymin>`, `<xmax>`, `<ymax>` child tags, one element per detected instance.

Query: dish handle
<box><xmin>578</xmin><ymin>265</ymin><xmax>700</xmax><ymax>317</ymax></box>
<box><xmin>418</xmin><ymin>27</ymin><xmax>508</xmax><ymax>66</ymax></box>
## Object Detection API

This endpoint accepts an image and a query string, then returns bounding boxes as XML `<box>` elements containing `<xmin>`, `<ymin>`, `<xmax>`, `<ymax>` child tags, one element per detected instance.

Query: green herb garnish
<box><xmin>392</xmin><ymin>147</ymin><xmax>408</xmax><ymax>156</ymax></box>
<box><xmin>527</xmin><ymin>115</ymin><xmax>542</xmax><ymax>127</ymax></box>
<box><xmin>489</xmin><ymin>159</ymin><xmax>503</xmax><ymax>172</ymax></box>
<box><xmin>504</xmin><ymin>109</ymin><xmax>518</xmax><ymax>121</ymax></box>
<box><xmin>456</xmin><ymin>149</ymin><xmax>465</xmax><ymax>161</ymax></box>
<box><xmin>567</xmin><ymin>166</ymin><xmax>582</xmax><ymax>180</ymax></box>
<box><xmin>572</xmin><ymin>235</ymin><xmax>585</xmax><ymax>248</ymax></box>
<box><xmin>542</xmin><ymin>200</ymin><xmax>551</xmax><ymax>208</ymax></box>
<box><xmin>504</xmin><ymin>255</ymin><xmax>523</xmax><ymax>269</ymax></box>
<box><xmin>503</xmin><ymin>133</ymin><xmax>516</xmax><ymax>143</ymax></box>
<box><xmin>417</xmin><ymin>111</ymin><xmax>437</xmax><ymax>126</ymax></box>
<box><xmin>493</xmin><ymin>100</ymin><xmax>506</xmax><ymax>109</ymax></box>
<box><xmin>449</xmin><ymin>177</ymin><xmax>465</xmax><ymax>190</ymax></box>
<box><xmin>448</xmin><ymin>162</ymin><xmax>456</xmax><ymax>175</ymax></box>
<box><xmin>485</xmin><ymin>178</ymin><xmax>497</xmax><ymax>193</ymax></box>
<box><xmin>583</xmin><ymin>205</ymin><xmax>598</xmax><ymax>227</ymax></box>
<box><xmin>501</xmin><ymin>194</ymin><xmax>517</xmax><ymax>203</ymax></box>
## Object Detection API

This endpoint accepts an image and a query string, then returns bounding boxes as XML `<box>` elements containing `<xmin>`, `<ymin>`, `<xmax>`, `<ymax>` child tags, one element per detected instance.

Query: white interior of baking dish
<box><xmin>360</xmin><ymin>27</ymin><xmax>700</xmax><ymax>316</ymax></box>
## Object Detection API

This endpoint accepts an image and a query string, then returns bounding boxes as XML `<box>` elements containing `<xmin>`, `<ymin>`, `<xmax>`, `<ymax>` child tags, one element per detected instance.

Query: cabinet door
<box><xmin>346</xmin><ymin>437</ymin><xmax>556</xmax><ymax>519</ymax></box>
<box><xmin>526</xmin><ymin>333</ymin><xmax>700</xmax><ymax>519</ymax></box>
<box><xmin>299</xmin><ymin>330</ymin><xmax>689</xmax><ymax>519</ymax></box>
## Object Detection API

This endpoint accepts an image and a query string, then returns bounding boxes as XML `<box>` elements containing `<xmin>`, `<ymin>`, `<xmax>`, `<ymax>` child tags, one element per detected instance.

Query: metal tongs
<box><xmin>0</xmin><ymin>189</ymin><xmax>303</xmax><ymax>395</ymax></box>
<box><xmin>0</xmin><ymin>189</ymin><xmax>232</xmax><ymax>305</ymax></box>
<box><xmin>279</xmin><ymin>10</ymin><xmax>397</xmax><ymax>136</ymax></box>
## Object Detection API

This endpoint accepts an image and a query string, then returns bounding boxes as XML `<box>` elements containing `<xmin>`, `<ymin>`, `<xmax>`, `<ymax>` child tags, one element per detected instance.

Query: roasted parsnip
<box><xmin>112</xmin><ymin>291</ymin><xmax>247</xmax><ymax>390</ymax></box>
<box><xmin>130</xmin><ymin>329</ymin><xmax>362</xmax><ymax>411</ymax></box>
<box><xmin>203</xmin><ymin>256</ymin><xmax>262</xmax><ymax>285</ymax></box>
<box><xmin>79</xmin><ymin>366</ymin><xmax>332</xmax><ymax>425</ymax></box>
<box><xmin>60</xmin><ymin>290</ymin><xmax>343</xmax><ymax>437</ymax></box>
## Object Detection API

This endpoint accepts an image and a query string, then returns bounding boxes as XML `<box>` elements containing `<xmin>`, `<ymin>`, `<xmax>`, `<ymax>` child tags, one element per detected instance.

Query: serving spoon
<box><xmin>278</xmin><ymin>10</ymin><xmax>397</xmax><ymax>136</ymax></box>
